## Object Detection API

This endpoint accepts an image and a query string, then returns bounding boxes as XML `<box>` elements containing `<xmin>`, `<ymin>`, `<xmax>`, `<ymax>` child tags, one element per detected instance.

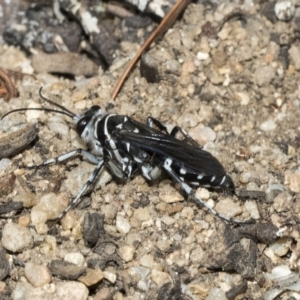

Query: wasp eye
<box><xmin>76</xmin><ymin>116</ymin><xmax>90</xmax><ymax>136</ymax></box>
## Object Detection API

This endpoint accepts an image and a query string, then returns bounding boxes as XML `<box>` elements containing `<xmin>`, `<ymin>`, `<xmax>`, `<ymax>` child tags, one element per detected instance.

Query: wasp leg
<box><xmin>170</xmin><ymin>126</ymin><xmax>200</xmax><ymax>147</ymax></box>
<box><xmin>48</xmin><ymin>159</ymin><xmax>105</xmax><ymax>224</ymax></box>
<box><xmin>147</xmin><ymin>117</ymin><xmax>169</xmax><ymax>134</ymax></box>
<box><xmin>20</xmin><ymin>149</ymin><xmax>102</xmax><ymax>169</ymax></box>
<box><xmin>162</xmin><ymin>158</ymin><xmax>253</xmax><ymax>225</ymax></box>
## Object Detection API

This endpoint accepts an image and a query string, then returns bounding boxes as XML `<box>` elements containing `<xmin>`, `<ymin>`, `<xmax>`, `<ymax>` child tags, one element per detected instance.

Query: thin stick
<box><xmin>111</xmin><ymin>0</ymin><xmax>191</xmax><ymax>100</ymax></box>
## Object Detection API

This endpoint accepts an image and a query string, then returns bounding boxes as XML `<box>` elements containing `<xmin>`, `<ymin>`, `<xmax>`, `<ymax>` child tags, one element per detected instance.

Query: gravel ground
<box><xmin>1</xmin><ymin>1</ymin><xmax>300</xmax><ymax>299</ymax></box>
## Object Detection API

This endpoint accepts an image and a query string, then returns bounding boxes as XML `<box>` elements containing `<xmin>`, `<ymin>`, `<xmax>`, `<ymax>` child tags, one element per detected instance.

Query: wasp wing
<box><xmin>115</xmin><ymin>122</ymin><xmax>226</xmax><ymax>177</ymax></box>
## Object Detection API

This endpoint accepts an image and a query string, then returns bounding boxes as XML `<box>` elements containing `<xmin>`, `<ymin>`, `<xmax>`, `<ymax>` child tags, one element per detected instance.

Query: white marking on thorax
<box><xmin>220</xmin><ymin>176</ymin><xmax>226</xmax><ymax>185</ymax></box>
<box><xmin>104</xmin><ymin>114</ymin><xmax>117</xmax><ymax>149</ymax></box>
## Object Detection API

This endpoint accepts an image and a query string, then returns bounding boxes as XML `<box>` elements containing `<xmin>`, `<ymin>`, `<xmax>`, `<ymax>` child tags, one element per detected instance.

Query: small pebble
<box><xmin>130</xmin><ymin>266</ymin><xmax>150</xmax><ymax>279</ymax></box>
<box><xmin>116</xmin><ymin>215</ymin><xmax>131</xmax><ymax>234</ymax></box>
<box><xmin>215</xmin><ymin>198</ymin><xmax>243</xmax><ymax>218</ymax></box>
<box><xmin>197</xmin><ymin>52</ymin><xmax>209</xmax><ymax>60</ymax></box>
<box><xmin>190</xmin><ymin>246</ymin><xmax>204</xmax><ymax>263</ymax></box>
<box><xmin>11</xmin><ymin>282</ymin><xmax>35</xmax><ymax>300</ymax></box>
<box><xmin>78</xmin><ymin>268</ymin><xmax>104</xmax><ymax>286</ymax></box>
<box><xmin>24</xmin><ymin>262</ymin><xmax>52</xmax><ymax>287</ymax></box>
<box><xmin>244</xmin><ymin>200</ymin><xmax>260</xmax><ymax>219</ymax></box>
<box><xmin>55</xmin><ymin>281</ymin><xmax>89</xmax><ymax>300</ymax></box>
<box><xmin>273</xmin><ymin>192</ymin><xmax>292</xmax><ymax>212</ymax></box>
<box><xmin>150</xmin><ymin>269</ymin><xmax>172</xmax><ymax>287</ymax></box>
<box><xmin>0</xmin><ymin>247</ymin><xmax>9</xmax><ymax>280</ymax></box>
<box><xmin>288</xmin><ymin>173</ymin><xmax>300</xmax><ymax>193</ymax></box>
<box><xmin>274</xmin><ymin>0</ymin><xmax>295</xmax><ymax>21</ymax></box>
<box><xmin>64</xmin><ymin>252</ymin><xmax>85</xmax><ymax>267</ymax></box>
<box><xmin>0</xmin><ymin>158</ymin><xmax>10</xmax><ymax>170</ymax></box>
<box><xmin>254</xmin><ymin>66</ymin><xmax>275</xmax><ymax>86</ymax></box>
<box><xmin>206</xmin><ymin>287</ymin><xmax>228</xmax><ymax>300</ymax></box>
<box><xmin>133</xmin><ymin>208</ymin><xmax>151</xmax><ymax>222</ymax></box>
<box><xmin>235</xmin><ymin>91</ymin><xmax>250</xmax><ymax>105</ymax></box>
<box><xmin>161</xmin><ymin>215</ymin><xmax>176</xmax><ymax>225</ymax></box>
<box><xmin>189</xmin><ymin>283</ymin><xmax>209</xmax><ymax>298</ymax></box>
<box><xmin>269</xmin><ymin>237</ymin><xmax>291</xmax><ymax>257</ymax></box>
<box><xmin>189</xmin><ymin>126</ymin><xmax>216</xmax><ymax>145</ymax></box>
<box><xmin>1</xmin><ymin>222</ymin><xmax>33</xmax><ymax>252</ymax></box>
<box><xmin>289</xmin><ymin>44</ymin><xmax>300</xmax><ymax>70</ymax></box>
<box><xmin>31</xmin><ymin>193</ymin><xmax>69</xmax><ymax>234</ymax></box>
<box><xmin>49</xmin><ymin>260</ymin><xmax>86</xmax><ymax>280</ymax></box>
<box><xmin>260</xmin><ymin>120</ymin><xmax>277</xmax><ymax>132</ymax></box>
<box><xmin>18</xmin><ymin>215</ymin><xmax>31</xmax><ymax>227</ymax></box>
<box><xmin>103</xmin><ymin>271</ymin><xmax>117</xmax><ymax>284</ymax></box>
<box><xmin>159</xmin><ymin>185</ymin><xmax>184</xmax><ymax>203</ymax></box>
<box><xmin>265</xmin><ymin>265</ymin><xmax>292</xmax><ymax>281</ymax></box>
<box><xmin>26</xmin><ymin>102</ymin><xmax>44</xmax><ymax>122</ymax></box>
<box><xmin>195</xmin><ymin>188</ymin><xmax>210</xmax><ymax>200</ymax></box>
<box><xmin>140</xmin><ymin>254</ymin><xmax>154</xmax><ymax>268</ymax></box>
<box><xmin>119</xmin><ymin>245</ymin><xmax>135</xmax><ymax>262</ymax></box>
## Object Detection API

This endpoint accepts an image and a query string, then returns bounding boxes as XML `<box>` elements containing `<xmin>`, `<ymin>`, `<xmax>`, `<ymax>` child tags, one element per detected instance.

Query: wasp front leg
<box><xmin>20</xmin><ymin>149</ymin><xmax>102</xmax><ymax>170</ymax></box>
<box><xmin>48</xmin><ymin>158</ymin><xmax>106</xmax><ymax>224</ymax></box>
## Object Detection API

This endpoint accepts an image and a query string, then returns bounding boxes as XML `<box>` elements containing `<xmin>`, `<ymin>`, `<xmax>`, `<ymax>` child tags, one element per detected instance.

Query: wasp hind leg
<box><xmin>147</xmin><ymin>117</ymin><xmax>200</xmax><ymax>147</ymax></box>
<box><xmin>162</xmin><ymin>157</ymin><xmax>253</xmax><ymax>225</ymax></box>
<box><xmin>146</xmin><ymin>117</ymin><xmax>169</xmax><ymax>134</ymax></box>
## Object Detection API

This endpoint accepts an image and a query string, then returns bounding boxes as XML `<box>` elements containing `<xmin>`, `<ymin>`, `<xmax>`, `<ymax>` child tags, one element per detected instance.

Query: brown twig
<box><xmin>0</xmin><ymin>67</ymin><xmax>19</xmax><ymax>102</ymax></box>
<box><xmin>111</xmin><ymin>0</ymin><xmax>191</xmax><ymax>100</ymax></box>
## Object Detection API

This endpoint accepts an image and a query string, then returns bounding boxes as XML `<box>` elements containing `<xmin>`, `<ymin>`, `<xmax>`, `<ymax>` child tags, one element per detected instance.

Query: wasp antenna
<box><xmin>1</xmin><ymin>107</ymin><xmax>75</xmax><ymax>120</ymax></box>
<box><xmin>39</xmin><ymin>87</ymin><xmax>76</xmax><ymax>117</ymax></box>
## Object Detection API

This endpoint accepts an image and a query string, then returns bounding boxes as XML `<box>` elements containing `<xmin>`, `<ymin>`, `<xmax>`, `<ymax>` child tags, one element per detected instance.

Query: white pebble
<box><xmin>189</xmin><ymin>127</ymin><xmax>216</xmax><ymax>145</ymax></box>
<box><xmin>1</xmin><ymin>222</ymin><xmax>33</xmax><ymax>252</ymax></box>
<box><xmin>260</xmin><ymin>119</ymin><xmax>277</xmax><ymax>132</ymax></box>
<box><xmin>244</xmin><ymin>200</ymin><xmax>260</xmax><ymax>219</ymax></box>
<box><xmin>265</xmin><ymin>265</ymin><xmax>292</xmax><ymax>281</ymax></box>
<box><xmin>235</xmin><ymin>91</ymin><xmax>250</xmax><ymax>105</ymax></box>
<box><xmin>11</xmin><ymin>282</ymin><xmax>34</xmax><ymax>300</ymax></box>
<box><xmin>269</xmin><ymin>237</ymin><xmax>291</xmax><ymax>257</ymax></box>
<box><xmin>119</xmin><ymin>245</ymin><xmax>135</xmax><ymax>262</ymax></box>
<box><xmin>196</xmin><ymin>52</ymin><xmax>209</xmax><ymax>60</ymax></box>
<box><xmin>215</xmin><ymin>198</ymin><xmax>243</xmax><ymax>218</ymax></box>
<box><xmin>103</xmin><ymin>271</ymin><xmax>117</xmax><ymax>284</ymax></box>
<box><xmin>150</xmin><ymin>269</ymin><xmax>172</xmax><ymax>287</ymax></box>
<box><xmin>133</xmin><ymin>208</ymin><xmax>151</xmax><ymax>222</ymax></box>
<box><xmin>64</xmin><ymin>252</ymin><xmax>85</xmax><ymax>267</ymax></box>
<box><xmin>31</xmin><ymin>193</ymin><xmax>69</xmax><ymax>234</ymax></box>
<box><xmin>196</xmin><ymin>188</ymin><xmax>210</xmax><ymax>200</ymax></box>
<box><xmin>206</xmin><ymin>287</ymin><xmax>227</xmax><ymax>300</ymax></box>
<box><xmin>0</xmin><ymin>158</ymin><xmax>11</xmax><ymax>170</ymax></box>
<box><xmin>275</xmin><ymin>0</ymin><xmax>295</xmax><ymax>21</ymax></box>
<box><xmin>140</xmin><ymin>254</ymin><xmax>154</xmax><ymax>268</ymax></box>
<box><xmin>116</xmin><ymin>215</ymin><xmax>131</xmax><ymax>234</ymax></box>
<box><xmin>47</xmin><ymin>117</ymin><xmax>69</xmax><ymax>138</ymax></box>
<box><xmin>55</xmin><ymin>281</ymin><xmax>89</xmax><ymax>300</ymax></box>
<box><xmin>159</xmin><ymin>186</ymin><xmax>184</xmax><ymax>203</ymax></box>
<box><xmin>24</xmin><ymin>262</ymin><xmax>52</xmax><ymax>287</ymax></box>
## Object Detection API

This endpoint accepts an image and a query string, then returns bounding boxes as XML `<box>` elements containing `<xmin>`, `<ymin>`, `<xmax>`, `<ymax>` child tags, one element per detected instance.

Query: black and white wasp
<box><xmin>3</xmin><ymin>88</ymin><xmax>250</xmax><ymax>225</ymax></box>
